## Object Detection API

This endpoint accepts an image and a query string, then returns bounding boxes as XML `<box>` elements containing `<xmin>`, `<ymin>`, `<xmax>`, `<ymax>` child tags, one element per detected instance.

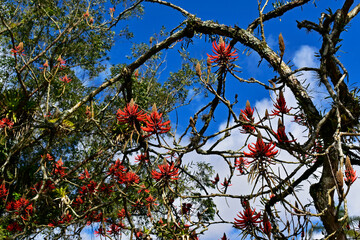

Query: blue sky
<box><xmin>82</xmin><ymin>1</ymin><xmax>360</xmax><ymax>239</ymax></box>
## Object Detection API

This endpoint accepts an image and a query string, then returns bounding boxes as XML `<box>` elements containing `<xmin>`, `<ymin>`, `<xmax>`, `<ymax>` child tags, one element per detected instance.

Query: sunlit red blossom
<box><xmin>151</xmin><ymin>161</ymin><xmax>179</xmax><ymax>182</ymax></box>
<box><xmin>0</xmin><ymin>118</ymin><xmax>14</xmax><ymax>129</ymax></box>
<box><xmin>0</xmin><ymin>182</ymin><xmax>8</xmax><ymax>199</ymax></box>
<box><xmin>211</xmin><ymin>173</ymin><xmax>220</xmax><ymax>185</ymax></box>
<box><xmin>241</xmin><ymin>124</ymin><xmax>255</xmax><ymax>134</ymax></box>
<box><xmin>57</xmin><ymin>56</ymin><xmax>66</xmax><ymax>69</ymax></box>
<box><xmin>124</xmin><ymin>171</ymin><xmax>140</xmax><ymax>185</ymax></box>
<box><xmin>145</xmin><ymin>195</ymin><xmax>158</xmax><ymax>207</ymax></box>
<box><xmin>6</xmin><ymin>198</ymin><xmax>33</xmax><ymax>221</ymax></box>
<box><xmin>135</xmin><ymin>153</ymin><xmax>149</xmax><ymax>163</ymax></box>
<box><xmin>53</xmin><ymin>159</ymin><xmax>67</xmax><ymax>177</ymax></box>
<box><xmin>7</xmin><ymin>222</ymin><xmax>23</xmax><ymax>232</ymax></box>
<box><xmin>60</xmin><ymin>75</ymin><xmax>72</xmax><ymax>83</ymax></box>
<box><xmin>79</xmin><ymin>169</ymin><xmax>90</xmax><ymax>180</ymax></box>
<box><xmin>116</xmin><ymin>99</ymin><xmax>147</xmax><ymax>127</ymax></box>
<box><xmin>220</xmin><ymin>233</ymin><xmax>229</xmax><ymax>240</ymax></box>
<box><xmin>95</xmin><ymin>226</ymin><xmax>106</xmax><ymax>237</ymax></box>
<box><xmin>39</xmin><ymin>60</ymin><xmax>49</xmax><ymax>70</ymax></box>
<box><xmin>207</xmin><ymin>37</ymin><xmax>238</xmax><ymax>66</ymax></box>
<box><xmin>271</xmin><ymin>91</ymin><xmax>292</xmax><ymax>116</ymax></box>
<box><xmin>273</xmin><ymin>120</ymin><xmax>296</xmax><ymax>143</ymax></box>
<box><xmin>31</xmin><ymin>180</ymin><xmax>55</xmax><ymax>193</ymax></box>
<box><xmin>234</xmin><ymin>207</ymin><xmax>262</xmax><ymax>230</ymax></box>
<box><xmin>117</xmin><ymin>208</ymin><xmax>127</xmax><ymax>219</ymax></box>
<box><xmin>241</xmin><ymin>100</ymin><xmax>255</xmax><ymax>122</ymax></box>
<box><xmin>11</xmin><ymin>42</ymin><xmax>25</xmax><ymax>56</ymax></box>
<box><xmin>83</xmin><ymin>11</ymin><xmax>90</xmax><ymax>18</ymax></box>
<box><xmin>141</xmin><ymin>104</ymin><xmax>171</xmax><ymax>137</ymax></box>
<box><xmin>135</xmin><ymin>230</ymin><xmax>144</xmax><ymax>238</ymax></box>
<box><xmin>243</xmin><ymin>134</ymin><xmax>278</xmax><ymax>161</ymax></box>
<box><xmin>41</xmin><ymin>153</ymin><xmax>54</xmax><ymax>161</ymax></box>
<box><xmin>108</xmin><ymin>159</ymin><xmax>127</xmax><ymax>176</ymax></box>
<box><xmin>221</xmin><ymin>177</ymin><xmax>232</xmax><ymax>189</ymax></box>
<box><xmin>345</xmin><ymin>167</ymin><xmax>357</xmax><ymax>186</ymax></box>
<box><xmin>235</xmin><ymin>157</ymin><xmax>249</xmax><ymax>175</ymax></box>
<box><xmin>261</xmin><ymin>212</ymin><xmax>272</xmax><ymax>237</ymax></box>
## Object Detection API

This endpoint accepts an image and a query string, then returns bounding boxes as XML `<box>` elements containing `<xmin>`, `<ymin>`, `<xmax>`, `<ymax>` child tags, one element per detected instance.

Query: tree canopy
<box><xmin>1</xmin><ymin>0</ymin><xmax>360</xmax><ymax>239</ymax></box>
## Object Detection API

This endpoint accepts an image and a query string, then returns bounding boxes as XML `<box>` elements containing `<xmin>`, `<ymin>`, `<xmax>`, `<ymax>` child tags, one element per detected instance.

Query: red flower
<box><xmin>271</xmin><ymin>91</ymin><xmax>292</xmax><ymax>116</ymax></box>
<box><xmin>124</xmin><ymin>171</ymin><xmax>140</xmax><ymax>185</ymax></box>
<box><xmin>6</xmin><ymin>222</ymin><xmax>23</xmax><ymax>232</ymax></box>
<box><xmin>41</xmin><ymin>153</ymin><xmax>54</xmax><ymax>161</ymax></box>
<box><xmin>108</xmin><ymin>159</ymin><xmax>127</xmax><ymax>176</ymax></box>
<box><xmin>244</xmin><ymin>133</ymin><xmax>278</xmax><ymax>162</ymax></box>
<box><xmin>211</xmin><ymin>173</ymin><xmax>220</xmax><ymax>185</ymax></box>
<box><xmin>0</xmin><ymin>118</ymin><xmax>14</xmax><ymax>129</ymax></box>
<box><xmin>151</xmin><ymin>161</ymin><xmax>179</xmax><ymax>182</ymax></box>
<box><xmin>221</xmin><ymin>177</ymin><xmax>232</xmax><ymax>189</ymax></box>
<box><xmin>6</xmin><ymin>198</ymin><xmax>33</xmax><ymax>221</ymax></box>
<box><xmin>273</xmin><ymin>119</ymin><xmax>296</xmax><ymax>143</ymax></box>
<box><xmin>235</xmin><ymin>157</ymin><xmax>249</xmax><ymax>174</ymax></box>
<box><xmin>116</xmin><ymin>99</ymin><xmax>146</xmax><ymax>127</ymax></box>
<box><xmin>95</xmin><ymin>226</ymin><xmax>106</xmax><ymax>237</ymax></box>
<box><xmin>145</xmin><ymin>195</ymin><xmax>158</xmax><ymax>207</ymax></box>
<box><xmin>53</xmin><ymin>158</ymin><xmax>67</xmax><ymax>177</ymax></box>
<box><xmin>0</xmin><ymin>182</ymin><xmax>8</xmax><ymax>199</ymax></box>
<box><xmin>107</xmin><ymin>223</ymin><xmax>122</xmax><ymax>235</ymax></box>
<box><xmin>219</xmin><ymin>233</ymin><xmax>229</xmax><ymax>240</ymax></box>
<box><xmin>79</xmin><ymin>169</ymin><xmax>90</xmax><ymax>180</ymax></box>
<box><xmin>345</xmin><ymin>167</ymin><xmax>357</xmax><ymax>186</ymax></box>
<box><xmin>117</xmin><ymin>208</ymin><xmax>127</xmax><ymax>219</ymax></box>
<box><xmin>137</xmin><ymin>184</ymin><xmax>150</xmax><ymax>194</ymax></box>
<box><xmin>11</xmin><ymin>42</ymin><xmax>25</xmax><ymax>56</ymax></box>
<box><xmin>234</xmin><ymin>207</ymin><xmax>262</xmax><ymax>230</ymax></box>
<box><xmin>261</xmin><ymin>212</ymin><xmax>272</xmax><ymax>237</ymax></box>
<box><xmin>207</xmin><ymin>37</ymin><xmax>238</xmax><ymax>66</ymax></box>
<box><xmin>31</xmin><ymin>180</ymin><xmax>55</xmax><ymax>193</ymax></box>
<box><xmin>241</xmin><ymin>100</ymin><xmax>254</xmax><ymax>122</ymax></box>
<box><xmin>141</xmin><ymin>104</ymin><xmax>170</xmax><ymax>137</ymax></box>
<box><xmin>57</xmin><ymin>56</ymin><xmax>66</xmax><ymax>69</ymax></box>
<box><xmin>60</xmin><ymin>75</ymin><xmax>72</xmax><ymax>83</ymax></box>
<box><xmin>135</xmin><ymin>153</ymin><xmax>149</xmax><ymax>163</ymax></box>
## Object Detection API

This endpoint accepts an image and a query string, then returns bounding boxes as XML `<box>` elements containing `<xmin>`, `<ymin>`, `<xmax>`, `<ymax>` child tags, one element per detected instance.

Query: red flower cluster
<box><xmin>207</xmin><ymin>37</ymin><xmax>238</xmax><ymax>66</ymax></box>
<box><xmin>141</xmin><ymin>104</ymin><xmax>171</xmax><ymax>137</ymax></box>
<box><xmin>151</xmin><ymin>161</ymin><xmax>179</xmax><ymax>182</ymax></box>
<box><xmin>7</xmin><ymin>222</ymin><xmax>23</xmax><ymax>232</ymax></box>
<box><xmin>0</xmin><ymin>118</ymin><xmax>14</xmax><ymax>129</ymax></box>
<box><xmin>56</xmin><ymin>56</ymin><xmax>66</xmax><ymax>69</ymax></box>
<box><xmin>261</xmin><ymin>212</ymin><xmax>272</xmax><ymax>237</ymax></box>
<box><xmin>240</xmin><ymin>101</ymin><xmax>255</xmax><ymax>133</ymax></box>
<box><xmin>116</xmin><ymin>99</ymin><xmax>146</xmax><ymax>127</ymax></box>
<box><xmin>235</xmin><ymin>157</ymin><xmax>249</xmax><ymax>175</ymax></box>
<box><xmin>49</xmin><ymin>213</ymin><xmax>73</xmax><ymax>227</ymax></box>
<box><xmin>0</xmin><ymin>182</ymin><xmax>8</xmax><ymax>199</ymax></box>
<box><xmin>107</xmin><ymin>159</ymin><xmax>140</xmax><ymax>185</ymax></box>
<box><xmin>11</xmin><ymin>42</ymin><xmax>25</xmax><ymax>56</ymax></box>
<box><xmin>271</xmin><ymin>91</ymin><xmax>292</xmax><ymax>116</ymax></box>
<box><xmin>221</xmin><ymin>177</ymin><xmax>232</xmax><ymax>189</ymax></box>
<box><xmin>135</xmin><ymin>153</ymin><xmax>149</xmax><ymax>163</ymax></box>
<box><xmin>345</xmin><ymin>167</ymin><xmax>357</xmax><ymax>186</ymax></box>
<box><xmin>53</xmin><ymin>159</ymin><xmax>67</xmax><ymax>177</ymax></box>
<box><xmin>60</xmin><ymin>75</ymin><xmax>72</xmax><ymax>83</ymax></box>
<box><xmin>6</xmin><ymin>198</ymin><xmax>33</xmax><ymax>221</ymax></box>
<box><xmin>244</xmin><ymin>134</ymin><xmax>278</xmax><ymax>162</ymax></box>
<box><xmin>273</xmin><ymin>119</ymin><xmax>296</xmax><ymax>143</ymax></box>
<box><xmin>31</xmin><ymin>180</ymin><xmax>55</xmax><ymax>194</ymax></box>
<box><xmin>234</xmin><ymin>207</ymin><xmax>262</xmax><ymax>230</ymax></box>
